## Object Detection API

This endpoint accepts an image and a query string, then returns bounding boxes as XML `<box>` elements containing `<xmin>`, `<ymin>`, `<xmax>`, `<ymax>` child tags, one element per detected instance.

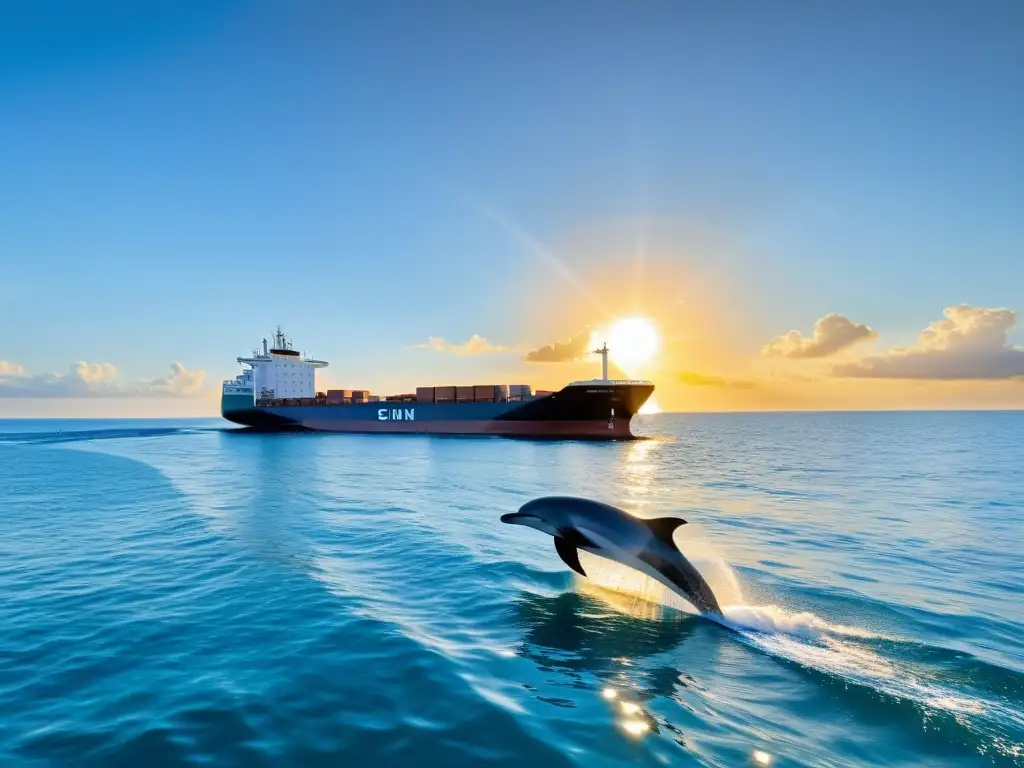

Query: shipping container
<box><xmin>535</xmin><ymin>390</ymin><xmax>554</xmax><ymax>397</ymax></box>
<box><xmin>456</xmin><ymin>385</ymin><xmax>474</xmax><ymax>401</ymax></box>
<box><xmin>472</xmin><ymin>383</ymin><xmax>509</xmax><ymax>402</ymax></box>
<box><xmin>434</xmin><ymin>386</ymin><xmax>456</xmax><ymax>402</ymax></box>
<box><xmin>508</xmin><ymin>384</ymin><xmax>532</xmax><ymax>397</ymax></box>
<box><xmin>416</xmin><ymin>386</ymin><xmax>435</xmax><ymax>403</ymax></box>
<box><xmin>369</xmin><ymin>395</ymin><xmax>380</xmax><ymax>402</ymax></box>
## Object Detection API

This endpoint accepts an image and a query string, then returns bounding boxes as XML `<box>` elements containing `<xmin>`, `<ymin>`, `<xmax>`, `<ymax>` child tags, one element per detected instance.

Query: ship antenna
<box><xmin>592</xmin><ymin>341</ymin><xmax>609</xmax><ymax>381</ymax></box>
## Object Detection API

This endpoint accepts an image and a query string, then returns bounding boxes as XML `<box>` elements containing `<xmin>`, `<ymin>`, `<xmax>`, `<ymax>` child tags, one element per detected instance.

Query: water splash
<box><xmin>720</xmin><ymin>604</ymin><xmax>880</xmax><ymax>641</ymax></box>
<box><xmin>574</xmin><ymin>538</ymin><xmax>1024</xmax><ymax>757</ymax></box>
<box><xmin>575</xmin><ymin>546</ymin><xmax>869</xmax><ymax>642</ymax></box>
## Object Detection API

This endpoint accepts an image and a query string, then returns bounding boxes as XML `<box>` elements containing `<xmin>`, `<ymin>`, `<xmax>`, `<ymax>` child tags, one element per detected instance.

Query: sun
<box><xmin>605</xmin><ymin>316</ymin><xmax>660</xmax><ymax>372</ymax></box>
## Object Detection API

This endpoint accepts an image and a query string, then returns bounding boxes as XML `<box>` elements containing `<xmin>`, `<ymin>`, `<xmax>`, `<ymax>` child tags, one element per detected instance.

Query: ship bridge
<box><xmin>223</xmin><ymin>326</ymin><xmax>328</xmax><ymax>401</ymax></box>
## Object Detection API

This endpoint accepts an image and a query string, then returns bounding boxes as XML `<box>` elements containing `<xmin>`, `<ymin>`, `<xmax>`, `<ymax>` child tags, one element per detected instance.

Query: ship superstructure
<box><xmin>222</xmin><ymin>327</ymin><xmax>328</xmax><ymax>412</ymax></box>
<box><xmin>222</xmin><ymin>329</ymin><xmax>654</xmax><ymax>439</ymax></box>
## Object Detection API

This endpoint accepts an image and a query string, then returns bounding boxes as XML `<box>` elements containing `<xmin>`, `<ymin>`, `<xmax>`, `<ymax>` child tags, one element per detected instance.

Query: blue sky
<box><xmin>1</xmin><ymin>0</ymin><xmax>1022</xmax><ymax>413</ymax></box>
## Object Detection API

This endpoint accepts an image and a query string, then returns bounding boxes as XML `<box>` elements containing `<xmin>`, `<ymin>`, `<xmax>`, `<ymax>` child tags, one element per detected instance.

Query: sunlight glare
<box><xmin>621</xmin><ymin>719</ymin><xmax>650</xmax><ymax>737</ymax></box>
<box><xmin>639</xmin><ymin>395</ymin><xmax>661</xmax><ymax>414</ymax></box>
<box><xmin>606</xmin><ymin>317</ymin><xmax>659</xmax><ymax>371</ymax></box>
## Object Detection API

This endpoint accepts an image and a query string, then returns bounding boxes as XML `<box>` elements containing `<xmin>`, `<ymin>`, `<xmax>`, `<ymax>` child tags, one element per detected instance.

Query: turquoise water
<box><xmin>1</xmin><ymin>413</ymin><xmax>1022</xmax><ymax>767</ymax></box>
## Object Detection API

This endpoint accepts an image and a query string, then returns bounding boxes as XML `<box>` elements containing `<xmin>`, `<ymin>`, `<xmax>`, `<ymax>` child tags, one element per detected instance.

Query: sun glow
<box><xmin>605</xmin><ymin>317</ymin><xmax>660</xmax><ymax>371</ymax></box>
<box><xmin>638</xmin><ymin>395</ymin><xmax>661</xmax><ymax>415</ymax></box>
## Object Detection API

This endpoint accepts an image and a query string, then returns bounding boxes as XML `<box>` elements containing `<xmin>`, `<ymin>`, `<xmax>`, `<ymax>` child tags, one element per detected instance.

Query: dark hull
<box><xmin>222</xmin><ymin>382</ymin><xmax>654</xmax><ymax>439</ymax></box>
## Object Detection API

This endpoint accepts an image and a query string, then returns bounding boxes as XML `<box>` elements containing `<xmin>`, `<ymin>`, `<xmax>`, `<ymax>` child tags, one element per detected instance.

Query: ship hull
<box><xmin>221</xmin><ymin>383</ymin><xmax>654</xmax><ymax>439</ymax></box>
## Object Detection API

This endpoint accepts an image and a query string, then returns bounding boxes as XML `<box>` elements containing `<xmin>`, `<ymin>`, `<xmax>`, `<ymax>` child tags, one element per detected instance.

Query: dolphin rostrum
<box><xmin>501</xmin><ymin>495</ymin><xmax>722</xmax><ymax>616</ymax></box>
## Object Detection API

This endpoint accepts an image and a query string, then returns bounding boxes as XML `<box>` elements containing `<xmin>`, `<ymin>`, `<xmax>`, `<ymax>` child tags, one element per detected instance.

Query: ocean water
<box><xmin>1</xmin><ymin>412</ymin><xmax>1022</xmax><ymax>767</ymax></box>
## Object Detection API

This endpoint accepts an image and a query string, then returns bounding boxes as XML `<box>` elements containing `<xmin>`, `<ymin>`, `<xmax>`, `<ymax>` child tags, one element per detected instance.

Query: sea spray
<box><xmin>721</xmin><ymin>604</ymin><xmax>881</xmax><ymax>640</ymax></box>
<box><xmin>576</xmin><ymin>543</ymin><xmax>872</xmax><ymax>643</ymax></box>
<box><xmin>577</xmin><ymin>539</ymin><xmax>1018</xmax><ymax>747</ymax></box>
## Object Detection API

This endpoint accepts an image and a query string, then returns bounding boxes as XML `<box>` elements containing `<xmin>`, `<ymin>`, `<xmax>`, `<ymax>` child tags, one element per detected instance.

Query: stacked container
<box><xmin>416</xmin><ymin>387</ymin><xmax>435</xmax><ymax>403</ymax></box>
<box><xmin>508</xmin><ymin>384</ymin><xmax>532</xmax><ymax>401</ymax></box>
<box><xmin>471</xmin><ymin>384</ymin><xmax>510</xmax><ymax>402</ymax></box>
<box><xmin>435</xmin><ymin>386</ymin><xmax>456</xmax><ymax>403</ymax></box>
<box><xmin>456</xmin><ymin>386</ymin><xmax>474</xmax><ymax>402</ymax></box>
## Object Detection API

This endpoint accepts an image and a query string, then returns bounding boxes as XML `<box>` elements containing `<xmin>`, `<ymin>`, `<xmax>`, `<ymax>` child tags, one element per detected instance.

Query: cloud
<box><xmin>763</xmin><ymin>314</ymin><xmax>877</xmax><ymax>359</ymax></box>
<box><xmin>72</xmin><ymin>361</ymin><xmax>117</xmax><ymax>384</ymax></box>
<box><xmin>145</xmin><ymin>362</ymin><xmax>206</xmax><ymax>395</ymax></box>
<box><xmin>0</xmin><ymin>361</ymin><xmax>25</xmax><ymax>376</ymax></box>
<box><xmin>523</xmin><ymin>330</ymin><xmax>593</xmax><ymax>363</ymax></box>
<box><xmin>833</xmin><ymin>305</ymin><xmax>1024</xmax><ymax>380</ymax></box>
<box><xmin>0</xmin><ymin>361</ymin><xmax>206</xmax><ymax>397</ymax></box>
<box><xmin>678</xmin><ymin>371</ymin><xmax>757</xmax><ymax>389</ymax></box>
<box><xmin>414</xmin><ymin>334</ymin><xmax>510</xmax><ymax>356</ymax></box>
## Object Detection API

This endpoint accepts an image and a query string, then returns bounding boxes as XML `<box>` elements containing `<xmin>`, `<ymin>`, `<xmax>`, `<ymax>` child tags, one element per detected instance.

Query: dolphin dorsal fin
<box><xmin>554</xmin><ymin>535</ymin><xmax>587</xmax><ymax>577</ymax></box>
<box><xmin>644</xmin><ymin>516</ymin><xmax>687</xmax><ymax>548</ymax></box>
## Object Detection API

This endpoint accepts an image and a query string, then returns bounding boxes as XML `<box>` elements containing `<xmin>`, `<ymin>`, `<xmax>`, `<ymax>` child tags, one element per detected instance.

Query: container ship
<box><xmin>221</xmin><ymin>327</ymin><xmax>654</xmax><ymax>439</ymax></box>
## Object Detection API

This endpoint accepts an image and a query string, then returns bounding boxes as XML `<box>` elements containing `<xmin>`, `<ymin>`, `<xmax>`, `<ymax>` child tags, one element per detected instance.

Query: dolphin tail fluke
<box><xmin>554</xmin><ymin>536</ymin><xmax>587</xmax><ymax>577</ymax></box>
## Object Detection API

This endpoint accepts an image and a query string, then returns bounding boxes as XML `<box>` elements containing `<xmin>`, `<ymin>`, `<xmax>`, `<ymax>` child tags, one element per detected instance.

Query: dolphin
<box><xmin>501</xmin><ymin>495</ymin><xmax>722</xmax><ymax>617</ymax></box>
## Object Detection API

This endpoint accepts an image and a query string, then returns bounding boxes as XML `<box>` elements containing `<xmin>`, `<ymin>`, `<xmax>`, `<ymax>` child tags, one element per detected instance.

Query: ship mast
<box><xmin>593</xmin><ymin>341</ymin><xmax>609</xmax><ymax>381</ymax></box>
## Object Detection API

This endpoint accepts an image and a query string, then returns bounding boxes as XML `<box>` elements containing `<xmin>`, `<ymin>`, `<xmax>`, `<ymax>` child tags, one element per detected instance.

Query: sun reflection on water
<box><xmin>600</xmin><ymin>683</ymin><xmax>659</xmax><ymax>740</ymax></box>
<box><xmin>621</xmin><ymin>719</ymin><xmax>650</xmax><ymax>736</ymax></box>
<box><xmin>619</xmin><ymin>435</ymin><xmax>663</xmax><ymax>512</ymax></box>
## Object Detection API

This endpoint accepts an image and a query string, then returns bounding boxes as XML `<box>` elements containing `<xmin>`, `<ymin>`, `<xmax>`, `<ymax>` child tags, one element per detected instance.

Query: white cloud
<box><xmin>142</xmin><ymin>362</ymin><xmax>207</xmax><ymax>395</ymax></box>
<box><xmin>0</xmin><ymin>361</ymin><xmax>25</xmax><ymax>376</ymax></box>
<box><xmin>414</xmin><ymin>334</ymin><xmax>510</xmax><ymax>356</ymax></box>
<box><xmin>833</xmin><ymin>305</ymin><xmax>1024</xmax><ymax>380</ymax></box>
<box><xmin>72</xmin><ymin>361</ymin><xmax>117</xmax><ymax>384</ymax></box>
<box><xmin>763</xmin><ymin>314</ymin><xmax>877</xmax><ymax>359</ymax></box>
<box><xmin>523</xmin><ymin>329</ymin><xmax>593</xmax><ymax>362</ymax></box>
<box><xmin>0</xmin><ymin>360</ymin><xmax>207</xmax><ymax>397</ymax></box>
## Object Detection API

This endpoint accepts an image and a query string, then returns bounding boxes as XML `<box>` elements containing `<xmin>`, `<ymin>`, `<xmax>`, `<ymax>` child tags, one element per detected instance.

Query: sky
<box><xmin>1</xmin><ymin>0</ymin><xmax>1022</xmax><ymax>416</ymax></box>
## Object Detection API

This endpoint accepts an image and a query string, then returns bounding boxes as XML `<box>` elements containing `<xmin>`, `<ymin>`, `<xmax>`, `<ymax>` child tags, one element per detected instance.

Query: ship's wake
<box><xmin>574</xmin><ymin>541</ymin><xmax>1024</xmax><ymax>761</ymax></box>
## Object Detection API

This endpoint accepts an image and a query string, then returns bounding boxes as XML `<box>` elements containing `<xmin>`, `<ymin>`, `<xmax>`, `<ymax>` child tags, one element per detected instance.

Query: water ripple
<box><xmin>0</xmin><ymin>413</ymin><xmax>1022</xmax><ymax>767</ymax></box>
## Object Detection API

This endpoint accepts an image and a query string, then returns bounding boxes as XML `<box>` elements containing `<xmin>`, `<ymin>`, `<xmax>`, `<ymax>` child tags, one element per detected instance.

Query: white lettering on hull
<box><xmin>378</xmin><ymin>408</ymin><xmax>415</xmax><ymax>421</ymax></box>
